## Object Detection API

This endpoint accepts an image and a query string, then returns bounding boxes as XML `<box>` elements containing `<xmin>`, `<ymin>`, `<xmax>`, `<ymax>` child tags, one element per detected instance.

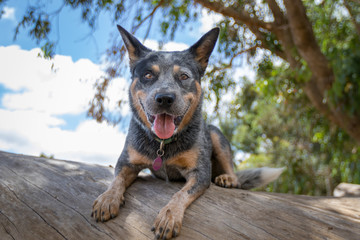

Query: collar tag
<box><xmin>152</xmin><ymin>140</ymin><xmax>170</xmax><ymax>182</ymax></box>
<box><xmin>153</xmin><ymin>140</ymin><xmax>165</xmax><ymax>171</ymax></box>
<box><xmin>153</xmin><ymin>156</ymin><xmax>162</xmax><ymax>171</ymax></box>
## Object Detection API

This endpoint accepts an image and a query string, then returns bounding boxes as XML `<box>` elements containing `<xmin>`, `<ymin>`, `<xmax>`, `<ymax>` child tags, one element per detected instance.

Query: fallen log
<box><xmin>0</xmin><ymin>151</ymin><xmax>359</xmax><ymax>240</ymax></box>
<box><xmin>334</xmin><ymin>183</ymin><xmax>360</xmax><ymax>197</ymax></box>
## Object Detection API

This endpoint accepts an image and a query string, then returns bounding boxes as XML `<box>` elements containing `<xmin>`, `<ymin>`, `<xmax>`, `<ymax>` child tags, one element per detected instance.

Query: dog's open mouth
<box><xmin>147</xmin><ymin>113</ymin><xmax>183</xmax><ymax>139</ymax></box>
<box><xmin>139</xmin><ymin>98</ymin><xmax>189</xmax><ymax>139</ymax></box>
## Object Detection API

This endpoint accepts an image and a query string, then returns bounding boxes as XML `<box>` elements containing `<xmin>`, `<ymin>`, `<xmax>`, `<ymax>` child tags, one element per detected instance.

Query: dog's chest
<box><xmin>150</xmin><ymin>164</ymin><xmax>185</xmax><ymax>181</ymax></box>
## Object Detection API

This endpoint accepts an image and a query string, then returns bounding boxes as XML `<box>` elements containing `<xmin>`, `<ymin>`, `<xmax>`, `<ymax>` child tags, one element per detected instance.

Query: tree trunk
<box><xmin>283</xmin><ymin>0</ymin><xmax>360</xmax><ymax>144</ymax></box>
<box><xmin>194</xmin><ymin>0</ymin><xmax>360</xmax><ymax>144</ymax></box>
<box><xmin>0</xmin><ymin>151</ymin><xmax>359</xmax><ymax>240</ymax></box>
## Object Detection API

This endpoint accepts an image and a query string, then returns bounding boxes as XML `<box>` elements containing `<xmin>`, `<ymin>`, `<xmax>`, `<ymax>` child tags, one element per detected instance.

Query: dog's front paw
<box><xmin>91</xmin><ymin>189</ymin><xmax>125</xmax><ymax>222</ymax></box>
<box><xmin>215</xmin><ymin>174</ymin><xmax>239</xmax><ymax>188</ymax></box>
<box><xmin>151</xmin><ymin>204</ymin><xmax>184</xmax><ymax>239</ymax></box>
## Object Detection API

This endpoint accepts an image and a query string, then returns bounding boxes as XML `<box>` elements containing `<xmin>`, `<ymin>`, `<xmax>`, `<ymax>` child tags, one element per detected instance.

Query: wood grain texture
<box><xmin>0</xmin><ymin>151</ymin><xmax>359</xmax><ymax>240</ymax></box>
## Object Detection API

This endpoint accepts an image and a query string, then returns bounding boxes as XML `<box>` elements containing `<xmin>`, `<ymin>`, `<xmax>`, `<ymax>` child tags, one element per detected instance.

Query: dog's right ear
<box><xmin>117</xmin><ymin>25</ymin><xmax>151</xmax><ymax>66</ymax></box>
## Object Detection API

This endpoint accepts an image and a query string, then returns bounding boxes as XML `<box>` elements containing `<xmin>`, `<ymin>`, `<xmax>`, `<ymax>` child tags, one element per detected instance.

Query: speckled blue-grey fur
<box><xmin>92</xmin><ymin>26</ymin><xmax>283</xmax><ymax>239</ymax></box>
<box><xmin>114</xmin><ymin>25</ymin><xmax>282</xmax><ymax>195</ymax></box>
<box><xmin>114</xmin><ymin>25</ymin><xmax>219</xmax><ymax>197</ymax></box>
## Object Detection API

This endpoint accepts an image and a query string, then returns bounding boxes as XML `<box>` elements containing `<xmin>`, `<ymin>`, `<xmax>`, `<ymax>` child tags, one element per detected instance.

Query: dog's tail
<box><xmin>236</xmin><ymin>167</ymin><xmax>284</xmax><ymax>190</ymax></box>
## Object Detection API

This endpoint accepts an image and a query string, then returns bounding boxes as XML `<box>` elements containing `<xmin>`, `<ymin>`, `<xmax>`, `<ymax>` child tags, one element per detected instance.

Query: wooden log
<box><xmin>0</xmin><ymin>151</ymin><xmax>359</xmax><ymax>240</ymax></box>
<box><xmin>334</xmin><ymin>183</ymin><xmax>360</xmax><ymax>197</ymax></box>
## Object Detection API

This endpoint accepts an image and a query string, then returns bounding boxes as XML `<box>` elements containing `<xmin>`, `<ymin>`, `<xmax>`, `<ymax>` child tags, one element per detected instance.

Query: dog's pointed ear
<box><xmin>117</xmin><ymin>25</ymin><xmax>151</xmax><ymax>66</ymax></box>
<box><xmin>188</xmin><ymin>27</ymin><xmax>219</xmax><ymax>72</ymax></box>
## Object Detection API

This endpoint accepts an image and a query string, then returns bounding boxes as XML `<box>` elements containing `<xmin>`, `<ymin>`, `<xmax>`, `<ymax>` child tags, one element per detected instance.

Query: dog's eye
<box><xmin>179</xmin><ymin>73</ymin><xmax>189</xmax><ymax>81</ymax></box>
<box><xmin>144</xmin><ymin>72</ymin><xmax>154</xmax><ymax>80</ymax></box>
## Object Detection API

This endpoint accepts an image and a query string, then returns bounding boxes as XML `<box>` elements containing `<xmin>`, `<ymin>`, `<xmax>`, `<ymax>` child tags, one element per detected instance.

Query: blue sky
<box><xmin>0</xmin><ymin>1</ymin><xmax>201</xmax><ymax>63</ymax></box>
<box><xmin>0</xmin><ymin>1</ymin><xmax>233</xmax><ymax>165</ymax></box>
<box><xmin>1</xmin><ymin>1</ymin><xmax>124</xmax><ymax>62</ymax></box>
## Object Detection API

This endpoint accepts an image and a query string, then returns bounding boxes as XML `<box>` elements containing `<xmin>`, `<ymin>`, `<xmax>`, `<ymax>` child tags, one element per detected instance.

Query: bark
<box><xmin>303</xmin><ymin>77</ymin><xmax>340</xmax><ymax>126</ymax></box>
<box><xmin>265</xmin><ymin>0</ymin><xmax>286</xmax><ymax>24</ymax></box>
<box><xmin>193</xmin><ymin>0</ymin><xmax>274</xmax><ymax>30</ymax></box>
<box><xmin>1</xmin><ymin>151</ymin><xmax>360</xmax><ymax>240</ymax></box>
<box><xmin>283</xmin><ymin>0</ymin><xmax>334</xmax><ymax>91</ymax></box>
<box><xmin>264</xmin><ymin>0</ymin><xmax>300</xmax><ymax>67</ymax></box>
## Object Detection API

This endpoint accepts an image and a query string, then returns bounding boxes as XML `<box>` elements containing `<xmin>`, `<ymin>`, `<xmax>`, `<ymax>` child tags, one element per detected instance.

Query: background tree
<box><xmin>3</xmin><ymin>0</ymin><xmax>360</xmax><ymax>195</ymax></box>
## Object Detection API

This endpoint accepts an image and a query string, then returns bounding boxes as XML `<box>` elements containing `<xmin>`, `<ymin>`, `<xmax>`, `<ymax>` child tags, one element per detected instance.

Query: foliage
<box><xmin>39</xmin><ymin>152</ymin><xmax>55</xmax><ymax>159</ymax></box>
<box><xmin>307</xmin><ymin>0</ymin><xmax>360</xmax><ymax>117</ymax></box>
<box><xmin>4</xmin><ymin>0</ymin><xmax>360</xmax><ymax>195</ymax></box>
<box><xmin>0</xmin><ymin>0</ymin><xmax>7</xmax><ymax>18</ymax></box>
<box><xmin>225</xmin><ymin>60</ymin><xmax>360</xmax><ymax>195</ymax></box>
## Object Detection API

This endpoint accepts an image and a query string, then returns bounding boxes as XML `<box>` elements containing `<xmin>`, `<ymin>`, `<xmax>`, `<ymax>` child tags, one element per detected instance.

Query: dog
<box><xmin>91</xmin><ymin>25</ymin><xmax>283</xmax><ymax>239</ymax></box>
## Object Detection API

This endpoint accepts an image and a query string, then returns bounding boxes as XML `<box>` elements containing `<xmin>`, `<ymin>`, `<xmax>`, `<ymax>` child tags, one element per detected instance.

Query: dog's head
<box><xmin>117</xmin><ymin>25</ymin><xmax>219</xmax><ymax>140</ymax></box>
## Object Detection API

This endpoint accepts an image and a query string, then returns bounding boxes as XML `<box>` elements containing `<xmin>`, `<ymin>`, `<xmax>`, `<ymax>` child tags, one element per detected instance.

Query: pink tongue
<box><xmin>154</xmin><ymin>114</ymin><xmax>175</xmax><ymax>139</ymax></box>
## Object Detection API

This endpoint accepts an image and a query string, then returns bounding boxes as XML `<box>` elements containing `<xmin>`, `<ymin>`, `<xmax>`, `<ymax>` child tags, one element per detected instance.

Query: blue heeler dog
<box><xmin>91</xmin><ymin>25</ymin><xmax>283</xmax><ymax>239</ymax></box>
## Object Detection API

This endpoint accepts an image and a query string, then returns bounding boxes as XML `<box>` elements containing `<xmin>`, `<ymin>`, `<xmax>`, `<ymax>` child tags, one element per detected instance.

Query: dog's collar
<box><xmin>153</xmin><ymin>135</ymin><xmax>177</xmax><ymax>145</ymax></box>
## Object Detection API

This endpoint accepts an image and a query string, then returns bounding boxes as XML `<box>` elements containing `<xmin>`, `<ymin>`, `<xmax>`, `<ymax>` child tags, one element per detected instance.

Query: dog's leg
<box><xmin>210</xmin><ymin>125</ymin><xmax>284</xmax><ymax>189</ymax></box>
<box><xmin>209</xmin><ymin>125</ymin><xmax>239</xmax><ymax>188</ymax></box>
<box><xmin>152</xmin><ymin>175</ymin><xmax>208</xmax><ymax>239</ymax></box>
<box><xmin>92</xmin><ymin>144</ymin><xmax>152</xmax><ymax>222</ymax></box>
<box><xmin>92</xmin><ymin>166</ymin><xmax>139</xmax><ymax>222</ymax></box>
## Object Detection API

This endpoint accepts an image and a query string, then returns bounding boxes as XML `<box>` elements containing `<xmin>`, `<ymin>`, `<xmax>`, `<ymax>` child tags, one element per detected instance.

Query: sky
<box><xmin>0</xmin><ymin>1</ymin><xmax>242</xmax><ymax>166</ymax></box>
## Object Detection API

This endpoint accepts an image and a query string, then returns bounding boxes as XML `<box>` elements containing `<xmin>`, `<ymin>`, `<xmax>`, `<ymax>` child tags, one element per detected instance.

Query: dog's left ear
<box><xmin>117</xmin><ymin>25</ymin><xmax>151</xmax><ymax>67</ymax></box>
<box><xmin>188</xmin><ymin>27</ymin><xmax>219</xmax><ymax>72</ymax></box>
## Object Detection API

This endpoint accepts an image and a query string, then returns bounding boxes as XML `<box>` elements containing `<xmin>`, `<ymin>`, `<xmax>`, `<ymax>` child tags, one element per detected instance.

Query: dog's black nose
<box><xmin>155</xmin><ymin>93</ymin><xmax>176</xmax><ymax>107</ymax></box>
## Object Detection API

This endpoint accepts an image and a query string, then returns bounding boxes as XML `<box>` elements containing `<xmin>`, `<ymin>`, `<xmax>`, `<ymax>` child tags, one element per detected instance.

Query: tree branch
<box><xmin>262</xmin><ymin>0</ymin><xmax>301</xmax><ymax>68</ymax></box>
<box><xmin>344</xmin><ymin>0</ymin><xmax>360</xmax><ymax>36</ymax></box>
<box><xmin>196</xmin><ymin>0</ymin><xmax>294</xmax><ymax>66</ymax></box>
<box><xmin>193</xmin><ymin>0</ymin><xmax>274</xmax><ymax>31</ymax></box>
<box><xmin>303</xmin><ymin>78</ymin><xmax>337</xmax><ymax>124</ymax></box>
<box><xmin>283</xmin><ymin>0</ymin><xmax>334</xmax><ymax>91</ymax></box>
<box><xmin>265</xmin><ymin>0</ymin><xmax>286</xmax><ymax>24</ymax></box>
<box><xmin>283</xmin><ymin>0</ymin><xmax>360</xmax><ymax>144</ymax></box>
<box><xmin>132</xmin><ymin>0</ymin><xmax>165</xmax><ymax>33</ymax></box>
<box><xmin>246</xmin><ymin>24</ymin><xmax>287</xmax><ymax>61</ymax></box>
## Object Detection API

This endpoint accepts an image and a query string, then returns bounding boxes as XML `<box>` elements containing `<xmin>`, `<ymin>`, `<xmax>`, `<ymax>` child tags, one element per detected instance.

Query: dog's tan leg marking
<box><xmin>177</xmin><ymin>81</ymin><xmax>202</xmax><ymax>132</ymax></box>
<box><xmin>92</xmin><ymin>166</ymin><xmax>138</xmax><ymax>222</ymax></box>
<box><xmin>127</xmin><ymin>146</ymin><xmax>152</xmax><ymax>166</ymax></box>
<box><xmin>152</xmin><ymin>177</ymin><xmax>204</xmax><ymax>239</ymax></box>
<box><xmin>167</xmin><ymin>147</ymin><xmax>199</xmax><ymax>170</ymax></box>
<box><xmin>211</xmin><ymin>132</ymin><xmax>239</xmax><ymax>188</ymax></box>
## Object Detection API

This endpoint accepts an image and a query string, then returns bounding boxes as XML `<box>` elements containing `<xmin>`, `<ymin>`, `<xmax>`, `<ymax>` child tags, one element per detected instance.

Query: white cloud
<box><xmin>0</xmin><ymin>45</ymin><xmax>128</xmax><ymax>166</ymax></box>
<box><xmin>0</xmin><ymin>109</ymin><xmax>126</xmax><ymax>165</ymax></box>
<box><xmin>199</xmin><ymin>9</ymin><xmax>223</xmax><ymax>34</ymax></box>
<box><xmin>144</xmin><ymin>39</ymin><xmax>189</xmax><ymax>51</ymax></box>
<box><xmin>1</xmin><ymin>7</ymin><xmax>15</xmax><ymax>21</ymax></box>
<box><xmin>105</xmin><ymin>77</ymin><xmax>130</xmax><ymax>115</ymax></box>
<box><xmin>0</xmin><ymin>46</ymin><xmax>106</xmax><ymax>115</ymax></box>
<box><xmin>234</xmin><ymin>65</ymin><xmax>256</xmax><ymax>82</ymax></box>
